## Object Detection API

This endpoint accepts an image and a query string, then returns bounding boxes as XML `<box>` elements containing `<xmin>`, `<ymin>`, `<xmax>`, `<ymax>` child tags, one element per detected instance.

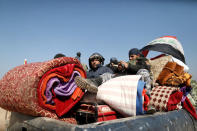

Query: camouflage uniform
<box><xmin>126</xmin><ymin>57</ymin><xmax>150</xmax><ymax>75</ymax></box>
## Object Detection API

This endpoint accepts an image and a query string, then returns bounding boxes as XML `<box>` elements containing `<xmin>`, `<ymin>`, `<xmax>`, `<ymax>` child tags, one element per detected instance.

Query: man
<box><xmin>120</xmin><ymin>48</ymin><xmax>155</xmax><ymax>113</ymax></box>
<box><xmin>87</xmin><ymin>53</ymin><xmax>113</xmax><ymax>78</ymax></box>
<box><xmin>118</xmin><ymin>48</ymin><xmax>150</xmax><ymax>74</ymax></box>
<box><xmin>75</xmin><ymin>52</ymin><xmax>114</xmax><ymax>93</ymax></box>
<box><xmin>118</xmin><ymin>48</ymin><xmax>152</xmax><ymax>94</ymax></box>
<box><xmin>106</xmin><ymin>57</ymin><xmax>119</xmax><ymax>73</ymax></box>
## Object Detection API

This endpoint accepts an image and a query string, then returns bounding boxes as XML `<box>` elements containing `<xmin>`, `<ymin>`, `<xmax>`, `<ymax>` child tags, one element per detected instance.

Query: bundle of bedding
<box><xmin>150</xmin><ymin>59</ymin><xmax>197</xmax><ymax>119</ymax></box>
<box><xmin>150</xmin><ymin>86</ymin><xmax>182</xmax><ymax>111</ymax></box>
<box><xmin>96</xmin><ymin>75</ymin><xmax>148</xmax><ymax>117</ymax></box>
<box><xmin>150</xmin><ymin>85</ymin><xmax>197</xmax><ymax>119</ymax></box>
<box><xmin>0</xmin><ymin>57</ymin><xmax>86</xmax><ymax>124</ymax></box>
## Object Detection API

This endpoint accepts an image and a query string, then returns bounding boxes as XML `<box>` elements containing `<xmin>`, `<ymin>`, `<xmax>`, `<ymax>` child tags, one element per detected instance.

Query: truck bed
<box><xmin>8</xmin><ymin>108</ymin><xmax>197</xmax><ymax>131</ymax></box>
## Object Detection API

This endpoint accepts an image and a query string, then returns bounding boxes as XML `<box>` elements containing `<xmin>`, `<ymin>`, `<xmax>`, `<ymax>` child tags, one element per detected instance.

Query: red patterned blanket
<box><xmin>150</xmin><ymin>85</ymin><xmax>197</xmax><ymax>119</ymax></box>
<box><xmin>0</xmin><ymin>57</ymin><xmax>86</xmax><ymax>124</ymax></box>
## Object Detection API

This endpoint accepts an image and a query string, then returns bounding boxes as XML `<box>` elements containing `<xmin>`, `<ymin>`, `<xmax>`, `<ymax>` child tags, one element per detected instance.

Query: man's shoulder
<box><xmin>99</xmin><ymin>66</ymin><xmax>113</xmax><ymax>73</ymax></box>
<box><xmin>105</xmin><ymin>64</ymin><xmax>110</xmax><ymax>67</ymax></box>
<box><xmin>100</xmin><ymin>65</ymin><xmax>111</xmax><ymax>70</ymax></box>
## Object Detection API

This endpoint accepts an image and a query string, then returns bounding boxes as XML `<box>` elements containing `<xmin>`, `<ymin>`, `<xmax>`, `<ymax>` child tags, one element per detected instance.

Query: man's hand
<box><xmin>119</xmin><ymin>61</ymin><xmax>128</xmax><ymax>69</ymax></box>
<box><xmin>118</xmin><ymin>61</ymin><xmax>128</xmax><ymax>72</ymax></box>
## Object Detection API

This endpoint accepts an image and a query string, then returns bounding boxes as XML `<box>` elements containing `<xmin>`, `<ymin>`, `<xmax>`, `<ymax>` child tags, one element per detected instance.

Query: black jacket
<box><xmin>126</xmin><ymin>57</ymin><xmax>150</xmax><ymax>74</ymax></box>
<box><xmin>106</xmin><ymin>63</ymin><xmax>119</xmax><ymax>73</ymax></box>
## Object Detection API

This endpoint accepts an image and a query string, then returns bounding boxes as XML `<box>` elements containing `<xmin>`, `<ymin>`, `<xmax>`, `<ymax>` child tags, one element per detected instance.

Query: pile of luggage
<box><xmin>0</xmin><ymin>36</ymin><xmax>196</xmax><ymax>128</ymax></box>
<box><xmin>73</xmin><ymin>36</ymin><xmax>197</xmax><ymax>124</ymax></box>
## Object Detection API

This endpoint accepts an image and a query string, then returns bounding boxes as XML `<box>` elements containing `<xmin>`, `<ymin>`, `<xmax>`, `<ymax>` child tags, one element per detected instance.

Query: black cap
<box><xmin>129</xmin><ymin>48</ymin><xmax>141</xmax><ymax>57</ymax></box>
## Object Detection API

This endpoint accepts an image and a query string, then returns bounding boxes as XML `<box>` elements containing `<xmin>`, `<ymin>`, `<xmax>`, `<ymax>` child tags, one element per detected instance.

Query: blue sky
<box><xmin>0</xmin><ymin>0</ymin><xmax>197</xmax><ymax>80</ymax></box>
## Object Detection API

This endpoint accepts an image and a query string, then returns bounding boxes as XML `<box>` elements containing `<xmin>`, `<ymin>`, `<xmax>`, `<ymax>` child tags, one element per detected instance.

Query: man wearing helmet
<box><xmin>106</xmin><ymin>57</ymin><xmax>119</xmax><ymax>73</ymax></box>
<box><xmin>87</xmin><ymin>53</ymin><xmax>113</xmax><ymax>78</ymax></box>
<box><xmin>75</xmin><ymin>52</ymin><xmax>114</xmax><ymax>93</ymax></box>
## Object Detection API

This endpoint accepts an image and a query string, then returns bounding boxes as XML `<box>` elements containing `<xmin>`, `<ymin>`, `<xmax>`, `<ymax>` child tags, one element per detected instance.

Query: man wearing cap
<box><xmin>118</xmin><ymin>48</ymin><xmax>152</xmax><ymax>93</ymax></box>
<box><xmin>118</xmin><ymin>48</ymin><xmax>150</xmax><ymax>74</ymax></box>
<box><xmin>118</xmin><ymin>48</ymin><xmax>155</xmax><ymax>113</ymax></box>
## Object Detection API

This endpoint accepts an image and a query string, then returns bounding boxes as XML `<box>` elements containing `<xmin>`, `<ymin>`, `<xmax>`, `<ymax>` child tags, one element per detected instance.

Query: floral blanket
<box><xmin>0</xmin><ymin>57</ymin><xmax>86</xmax><ymax>124</ymax></box>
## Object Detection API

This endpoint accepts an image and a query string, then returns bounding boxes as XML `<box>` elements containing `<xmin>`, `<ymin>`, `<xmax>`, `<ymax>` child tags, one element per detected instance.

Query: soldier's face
<box><xmin>91</xmin><ymin>59</ymin><xmax>101</xmax><ymax>69</ymax></box>
<box><xmin>129</xmin><ymin>54</ymin><xmax>139</xmax><ymax>60</ymax></box>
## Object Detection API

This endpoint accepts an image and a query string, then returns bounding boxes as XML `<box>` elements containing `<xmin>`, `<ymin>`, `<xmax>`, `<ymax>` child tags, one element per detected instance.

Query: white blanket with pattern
<box><xmin>96</xmin><ymin>75</ymin><xmax>141</xmax><ymax>117</ymax></box>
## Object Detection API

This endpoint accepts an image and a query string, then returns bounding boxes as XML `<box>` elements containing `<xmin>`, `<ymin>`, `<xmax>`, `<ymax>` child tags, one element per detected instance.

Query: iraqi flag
<box><xmin>140</xmin><ymin>36</ymin><xmax>185</xmax><ymax>64</ymax></box>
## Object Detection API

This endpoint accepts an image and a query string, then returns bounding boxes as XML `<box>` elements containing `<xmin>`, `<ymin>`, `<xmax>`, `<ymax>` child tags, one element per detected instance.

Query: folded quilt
<box><xmin>0</xmin><ymin>57</ymin><xmax>86</xmax><ymax>124</ymax></box>
<box><xmin>96</xmin><ymin>75</ymin><xmax>145</xmax><ymax>117</ymax></box>
<box><xmin>150</xmin><ymin>86</ymin><xmax>182</xmax><ymax>111</ymax></box>
<box><xmin>150</xmin><ymin>85</ymin><xmax>197</xmax><ymax>120</ymax></box>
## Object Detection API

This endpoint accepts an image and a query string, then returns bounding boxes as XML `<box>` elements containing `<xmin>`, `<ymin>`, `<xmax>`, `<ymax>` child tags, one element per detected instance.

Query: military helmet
<box><xmin>89</xmin><ymin>52</ymin><xmax>105</xmax><ymax>69</ymax></box>
<box><xmin>110</xmin><ymin>57</ymin><xmax>118</xmax><ymax>64</ymax></box>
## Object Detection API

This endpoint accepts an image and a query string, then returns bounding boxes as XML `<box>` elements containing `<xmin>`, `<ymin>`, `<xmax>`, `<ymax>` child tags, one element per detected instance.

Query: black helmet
<box><xmin>54</xmin><ymin>53</ymin><xmax>66</xmax><ymax>59</ymax></box>
<box><xmin>110</xmin><ymin>57</ymin><xmax>118</xmax><ymax>64</ymax></box>
<box><xmin>89</xmin><ymin>52</ymin><xmax>105</xmax><ymax>69</ymax></box>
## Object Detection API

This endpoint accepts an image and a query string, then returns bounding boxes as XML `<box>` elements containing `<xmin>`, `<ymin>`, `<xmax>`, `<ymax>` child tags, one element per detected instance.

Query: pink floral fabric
<box><xmin>0</xmin><ymin>57</ymin><xmax>85</xmax><ymax>124</ymax></box>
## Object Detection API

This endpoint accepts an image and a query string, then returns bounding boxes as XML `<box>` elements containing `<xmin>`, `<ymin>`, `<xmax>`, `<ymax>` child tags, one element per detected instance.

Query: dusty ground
<box><xmin>0</xmin><ymin>108</ymin><xmax>10</xmax><ymax>131</ymax></box>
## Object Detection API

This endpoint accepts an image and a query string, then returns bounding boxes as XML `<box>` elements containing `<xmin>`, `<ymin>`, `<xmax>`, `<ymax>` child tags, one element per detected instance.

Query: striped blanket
<box><xmin>96</xmin><ymin>75</ymin><xmax>145</xmax><ymax>117</ymax></box>
<box><xmin>0</xmin><ymin>57</ymin><xmax>86</xmax><ymax>124</ymax></box>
